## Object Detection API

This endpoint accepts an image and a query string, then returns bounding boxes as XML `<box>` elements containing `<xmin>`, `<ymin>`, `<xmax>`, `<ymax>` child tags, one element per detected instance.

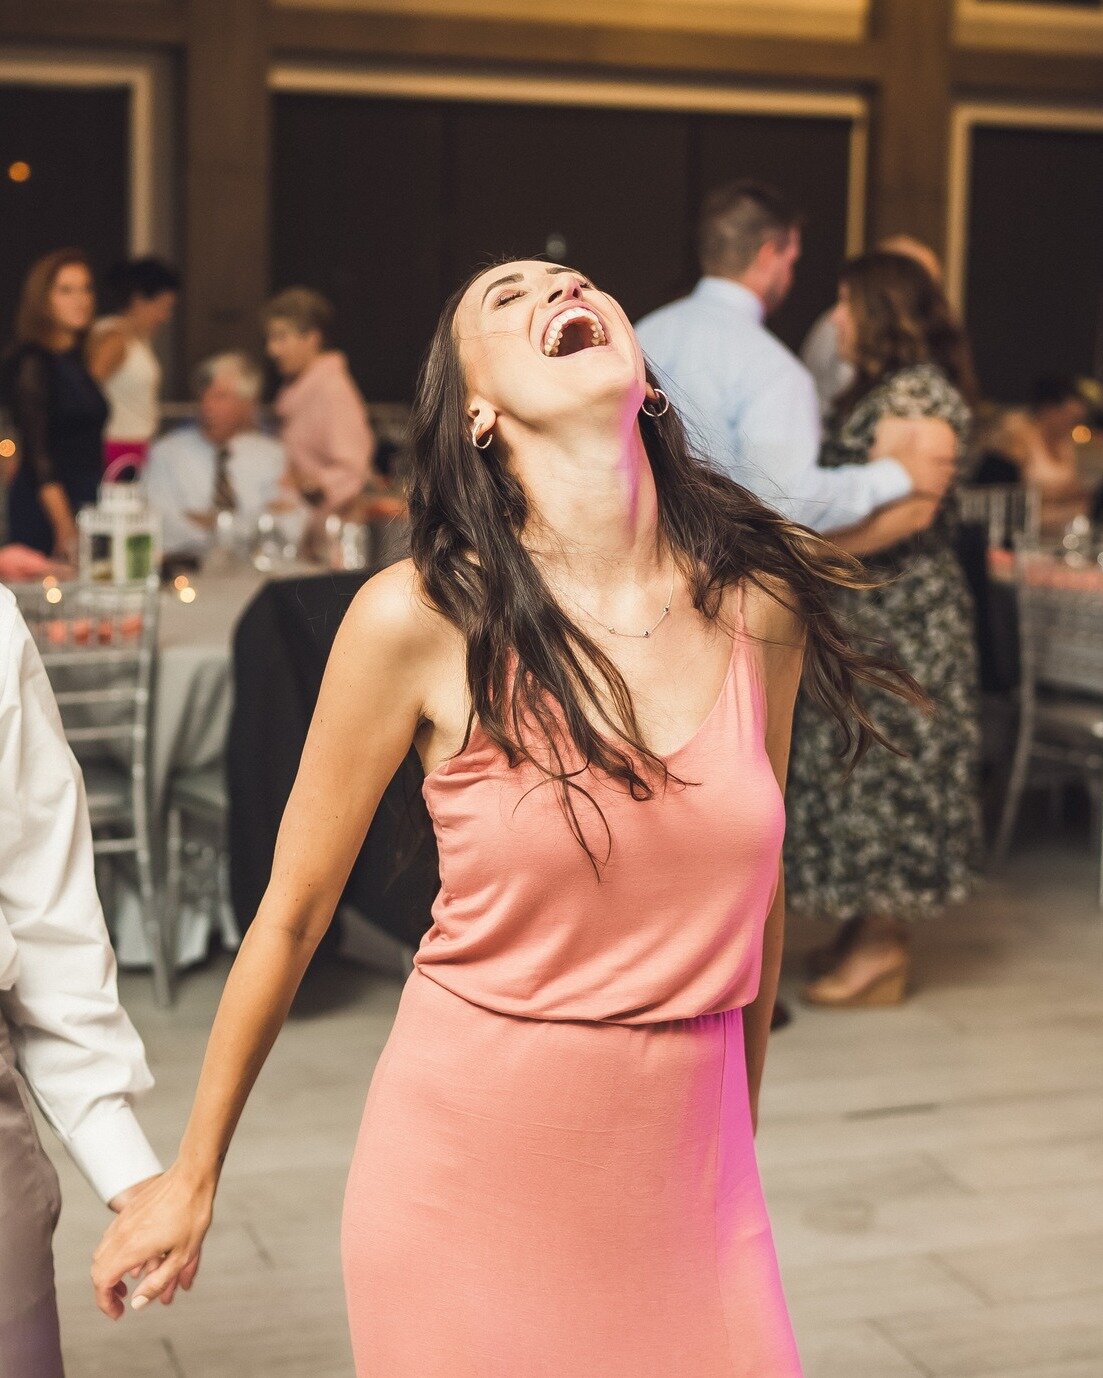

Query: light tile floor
<box><xmin>43</xmin><ymin>831</ymin><xmax>1103</xmax><ymax>1377</ymax></box>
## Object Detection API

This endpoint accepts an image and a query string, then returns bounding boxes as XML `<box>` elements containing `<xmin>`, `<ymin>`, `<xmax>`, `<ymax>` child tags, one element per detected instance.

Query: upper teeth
<box><xmin>542</xmin><ymin>306</ymin><xmax>607</xmax><ymax>356</ymax></box>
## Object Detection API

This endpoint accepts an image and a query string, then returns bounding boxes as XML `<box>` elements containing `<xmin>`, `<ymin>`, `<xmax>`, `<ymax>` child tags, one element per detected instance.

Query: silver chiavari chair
<box><xmin>993</xmin><ymin>545</ymin><xmax>1103</xmax><ymax>906</ymax></box>
<box><xmin>957</xmin><ymin>484</ymin><xmax>1041</xmax><ymax>549</ymax></box>
<box><xmin>13</xmin><ymin>577</ymin><xmax>174</xmax><ymax>1003</ymax></box>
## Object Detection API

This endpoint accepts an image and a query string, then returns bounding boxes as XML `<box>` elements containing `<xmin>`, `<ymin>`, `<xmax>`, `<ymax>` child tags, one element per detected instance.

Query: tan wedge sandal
<box><xmin>800</xmin><ymin>957</ymin><xmax>910</xmax><ymax>1009</ymax></box>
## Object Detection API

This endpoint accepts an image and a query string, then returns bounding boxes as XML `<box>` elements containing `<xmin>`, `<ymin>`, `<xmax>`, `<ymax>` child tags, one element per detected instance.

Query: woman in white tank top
<box><xmin>87</xmin><ymin>257</ymin><xmax>180</xmax><ymax>474</ymax></box>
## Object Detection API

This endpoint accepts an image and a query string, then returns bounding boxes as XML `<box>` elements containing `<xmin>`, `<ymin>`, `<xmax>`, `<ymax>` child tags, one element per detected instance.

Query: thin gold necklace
<box><xmin>566</xmin><ymin>559</ymin><xmax>676</xmax><ymax>639</ymax></box>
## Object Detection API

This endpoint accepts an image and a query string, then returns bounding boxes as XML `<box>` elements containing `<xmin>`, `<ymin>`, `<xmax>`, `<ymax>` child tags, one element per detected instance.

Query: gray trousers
<box><xmin>0</xmin><ymin>1009</ymin><xmax>64</xmax><ymax>1378</ymax></box>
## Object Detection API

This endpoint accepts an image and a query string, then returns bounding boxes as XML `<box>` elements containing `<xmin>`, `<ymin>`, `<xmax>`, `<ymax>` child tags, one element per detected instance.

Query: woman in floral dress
<box><xmin>785</xmin><ymin>250</ymin><xmax>982</xmax><ymax>1007</ymax></box>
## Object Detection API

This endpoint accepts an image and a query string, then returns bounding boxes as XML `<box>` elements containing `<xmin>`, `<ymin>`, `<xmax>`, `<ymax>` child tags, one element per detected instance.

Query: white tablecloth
<box><xmin>114</xmin><ymin>565</ymin><xmax>323</xmax><ymax>967</ymax></box>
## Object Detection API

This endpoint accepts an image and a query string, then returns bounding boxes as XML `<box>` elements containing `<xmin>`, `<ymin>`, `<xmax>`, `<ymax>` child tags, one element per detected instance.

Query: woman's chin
<box><xmin>557</xmin><ymin>349</ymin><xmax>640</xmax><ymax>400</ymax></box>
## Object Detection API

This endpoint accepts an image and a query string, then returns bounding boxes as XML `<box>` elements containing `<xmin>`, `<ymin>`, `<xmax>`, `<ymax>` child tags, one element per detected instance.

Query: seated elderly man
<box><xmin>144</xmin><ymin>352</ymin><xmax>287</xmax><ymax>557</ymax></box>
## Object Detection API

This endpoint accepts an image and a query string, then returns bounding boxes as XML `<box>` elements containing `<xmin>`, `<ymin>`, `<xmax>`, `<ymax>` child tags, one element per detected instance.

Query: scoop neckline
<box><xmin>422</xmin><ymin>629</ymin><xmax>740</xmax><ymax>789</ymax></box>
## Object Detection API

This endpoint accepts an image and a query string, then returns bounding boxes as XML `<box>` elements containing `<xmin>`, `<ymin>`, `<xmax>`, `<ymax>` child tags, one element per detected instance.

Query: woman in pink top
<box><xmin>264</xmin><ymin>287</ymin><xmax>376</xmax><ymax>518</ymax></box>
<box><xmin>94</xmin><ymin>262</ymin><xmax>922</xmax><ymax>1374</ymax></box>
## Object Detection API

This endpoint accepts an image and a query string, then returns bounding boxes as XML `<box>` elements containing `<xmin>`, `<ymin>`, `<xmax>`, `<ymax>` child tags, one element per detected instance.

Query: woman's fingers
<box><xmin>92</xmin><ymin>1231</ymin><xmax>166</xmax><ymax>1318</ymax></box>
<box><xmin>129</xmin><ymin>1252</ymin><xmax>187</xmax><ymax>1310</ymax></box>
<box><xmin>90</xmin><ymin>1164</ymin><xmax>214</xmax><ymax>1317</ymax></box>
<box><xmin>179</xmin><ymin>1249</ymin><xmax>202</xmax><ymax>1291</ymax></box>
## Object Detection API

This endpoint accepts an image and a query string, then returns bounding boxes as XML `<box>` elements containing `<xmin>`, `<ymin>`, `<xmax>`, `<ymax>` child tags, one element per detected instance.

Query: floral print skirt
<box><xmin>784</xmin><ymin>548</ymin><xmax>982</xmax><ymax>925</ymax></box>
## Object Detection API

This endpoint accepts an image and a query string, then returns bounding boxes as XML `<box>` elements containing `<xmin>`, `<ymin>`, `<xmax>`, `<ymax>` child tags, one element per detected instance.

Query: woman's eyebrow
<box><xmin>480</xmin><ymin>272</ymin><xmax>524</xmax><ymax>306</ymax></box>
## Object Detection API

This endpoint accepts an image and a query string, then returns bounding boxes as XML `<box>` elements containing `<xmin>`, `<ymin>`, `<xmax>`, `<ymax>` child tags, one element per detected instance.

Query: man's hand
<box><xmin>108</xmin><ymin>1174</ymin><xmax>162</xmax><ymax>1215</ymax></box>
<box><xmin>870</xmin><ymin>415</ymin><xmax>958</xmax><ymax>502</ymax></box>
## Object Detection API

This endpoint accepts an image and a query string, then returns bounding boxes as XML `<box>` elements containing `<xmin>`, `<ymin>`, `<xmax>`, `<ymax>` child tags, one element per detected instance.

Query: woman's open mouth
<box><xmin>541</xmin><ymin>306</ymin><xmax>609</xmax><ymax>358</ymax></box>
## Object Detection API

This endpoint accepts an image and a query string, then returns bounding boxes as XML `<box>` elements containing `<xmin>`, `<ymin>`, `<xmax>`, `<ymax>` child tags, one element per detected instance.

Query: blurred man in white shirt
<box><xmin>0</xmin><ymin>587</ymin><xmax>164</xmax><ymax>1375</ymax></box>
<box><xmin>636</xmin><ymin>184</ymin><xmax>956</xmax><ymax>534</ymax></box>
<box><xmin>145</xmin><ymin>352</ymin><xmax>287</xmax><ymax>558</ymax></box>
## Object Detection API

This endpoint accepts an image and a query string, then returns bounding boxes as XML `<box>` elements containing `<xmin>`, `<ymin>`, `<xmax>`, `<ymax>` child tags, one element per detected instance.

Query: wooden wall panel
<box><xmin>869</xmin><ymin>0</ymin><xmax>953</xmax><ymax>252</ymax></box>
<box><xmin>3</xmin><ymin>0</ymin><xmax>1103</xmax><ymax>393</ymax></box>
<box><xmin>182</xmin><ymin>0</ymin><xmax>270</xmax><ymax>367</ymax></box>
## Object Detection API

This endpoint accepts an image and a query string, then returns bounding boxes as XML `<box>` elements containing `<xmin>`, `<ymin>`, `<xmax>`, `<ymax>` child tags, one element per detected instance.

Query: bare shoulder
<box><xmin>741</xmin><ymin>573</ymin><xmax>806</xmax><ymax>650</ymax></box>
<box><xmin>339</xmin><ymin>558</ymin><xmax>457</xmax><ymax>667</ymax></box>
<box><xmin>337</xmin><ymin>559</ymin><xmax>471</xmax><ymax>765</ymax></box>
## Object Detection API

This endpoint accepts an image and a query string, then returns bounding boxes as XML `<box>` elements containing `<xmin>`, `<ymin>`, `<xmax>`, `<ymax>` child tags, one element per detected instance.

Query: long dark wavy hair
<box><xmin>836</xmin><ymin>250</ymin><xmax>979</xmax><ymax>417</ymax></box>
<box><xmin>407</xmin><ymin>265</ymin><xmax>927</xmax><ymax>867</ymax></box>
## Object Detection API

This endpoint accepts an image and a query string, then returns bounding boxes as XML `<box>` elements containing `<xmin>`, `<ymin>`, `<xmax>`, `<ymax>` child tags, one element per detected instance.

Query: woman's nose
<box><xmin>547</xmin><ymin>275</ymin><xmax>584</xmax><ymax>305</ymax></box>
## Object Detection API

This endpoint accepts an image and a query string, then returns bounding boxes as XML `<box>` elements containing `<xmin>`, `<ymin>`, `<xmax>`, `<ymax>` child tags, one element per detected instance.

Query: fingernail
<box><xmin>131</xmin><ymin>1296</ymin><xmax>149</xmax><ymax>1311</ymax></box>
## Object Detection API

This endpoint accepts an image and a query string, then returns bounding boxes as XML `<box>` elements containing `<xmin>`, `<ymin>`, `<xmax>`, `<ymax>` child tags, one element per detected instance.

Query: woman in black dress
<box><xmin>2</xmin><ymin>249</ymin><xmax>108</xmax><ymax>557</ymax></box>
<box><xmin>785</xmin><ymin>251</ymin><xmax>982</xmax><ymax>1007</ymax></box>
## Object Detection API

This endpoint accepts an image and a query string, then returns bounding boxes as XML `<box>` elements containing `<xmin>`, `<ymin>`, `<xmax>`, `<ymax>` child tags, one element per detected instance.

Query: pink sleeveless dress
<box><xmin>341</xmin><ymin>596</ymin><xmax>803</xmax><ymax>1376</ymax></box>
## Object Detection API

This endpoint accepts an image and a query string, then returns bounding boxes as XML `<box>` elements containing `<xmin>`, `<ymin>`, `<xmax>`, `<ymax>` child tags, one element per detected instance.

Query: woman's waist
<box><xmin>389</xmin><ymin>966</ymin><xmax>745</xmax><ymax>1072</ymax></box>
<box><xmin>409</xmin><ymin>931</ymin><xmax>763</xmax><ymax>1027</ymax></box>
<box><xmin>365</xmin><ymin>969</ymin><xmax>748</xmax><ymax>1161</ymax></box>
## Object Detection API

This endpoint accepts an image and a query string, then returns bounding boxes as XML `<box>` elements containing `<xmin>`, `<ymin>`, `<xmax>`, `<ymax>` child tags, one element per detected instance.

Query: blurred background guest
<box><xmin>0</xmin><ymin>249</ymin><xmax>106</xmax><ymax>559</ymax></box>
<box><xmin>86</xmin><ymin>256</ymin><xmax>180</xmax><ymax>475</ymax></box>
<box><xmin>144</xmin><ymin>351</ymin><xmax>286</xmax><ymax>559</ymax></box>
<box><xmin>263</xmin><ymin>288</ymin><xmax>376</xmax><ymax>532</ymax></box>
<box><xmin>800</xmin><ymin>234</ymin><xmax>946</xmax><ymax>416</ymax></box>
<box><xmin>786</xmin><ymin>251</ymin><xmax>981</xmax><ymax>1008</ymax></box>
<box><xmin>971</xmin><ymin>374</ymin><xmax>1102</xmax><ymax>535</ymax></box>
<box><xmin>636</xmin><ymin>182</ymin><xmax>955</xmax><ymax>537</ymax></box>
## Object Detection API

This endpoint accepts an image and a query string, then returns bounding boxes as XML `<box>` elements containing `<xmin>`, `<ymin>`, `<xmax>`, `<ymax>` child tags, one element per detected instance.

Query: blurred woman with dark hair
<box><xmin>87</xmin><ymin>256</ymin><xmax>179</xmax><ymax>473</ymax></box>
<box><xmin>786</xmin><ymin>250</ymin><xmax>982</xmax><ymax>1008</ymax></box>
<box><xmin>94</xmin><ymin>260</ymin><xmax>927</xmax><ymax>1375</ymax></box>
<box><xmin>1</xmin><ymin>249</ymin><xmax>107</xmax><ymax>557</ymax></box>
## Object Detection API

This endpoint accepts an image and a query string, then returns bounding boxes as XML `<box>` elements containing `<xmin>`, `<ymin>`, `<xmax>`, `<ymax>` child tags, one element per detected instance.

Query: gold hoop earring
<box><xmin>471</xmin><ymin>423</ymin><xmax>493</xmax><ymax>450</ymax></box>
<box><xmin>641</xmin><ymin>389</ymin><xmax>670</xmax><ymax>418</ymax></box>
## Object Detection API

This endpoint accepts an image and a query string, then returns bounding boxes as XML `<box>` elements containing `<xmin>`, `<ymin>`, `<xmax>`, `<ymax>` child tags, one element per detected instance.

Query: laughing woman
<box><xmin>92</xmin><ymin>262</ymin><xmax>922</xmax><ymax>1377</ymax></box>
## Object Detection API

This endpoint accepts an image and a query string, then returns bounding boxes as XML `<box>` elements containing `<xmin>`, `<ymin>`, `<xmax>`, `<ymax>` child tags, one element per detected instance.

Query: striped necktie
<box><xmin>213</xmin><ymin>444</ymin><xmax>237</xmax><ymax>512</ymax></box>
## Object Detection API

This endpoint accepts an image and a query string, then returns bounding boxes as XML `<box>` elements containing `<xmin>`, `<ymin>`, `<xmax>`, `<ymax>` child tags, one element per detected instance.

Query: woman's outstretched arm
<box><xmin>91</xmin><ymin>563</ymin><xmax>437</xmax><ymax>1317</ymax></box>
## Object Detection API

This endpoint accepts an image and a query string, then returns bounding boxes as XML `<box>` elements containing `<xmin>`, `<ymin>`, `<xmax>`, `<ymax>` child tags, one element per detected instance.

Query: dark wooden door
<box><xmin>0</xmin><ymin>83</ymin><xmax>130</xmax><ymax>348</ymax></box>
<box><xmin>965</xmin><ymin>123</ymin><xmax>1103</xmax><ymax>402</ymax></box>
<box><xmin>272</xmin><ymin>90</ymin><xmax>857</xmax><ymax>401</ymax></box>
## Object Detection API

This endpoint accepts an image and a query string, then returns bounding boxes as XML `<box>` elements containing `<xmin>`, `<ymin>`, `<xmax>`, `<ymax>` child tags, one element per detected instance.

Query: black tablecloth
<box><xmin>227</xmin><ymin>572</ymin><xmax>438</xmax><ymax>955</ymax></box>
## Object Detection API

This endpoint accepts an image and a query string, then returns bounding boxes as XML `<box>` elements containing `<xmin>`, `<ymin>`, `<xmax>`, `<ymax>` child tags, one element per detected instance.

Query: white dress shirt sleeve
<box><xmin>0</xmin><ymin>594</ymin><xmax>162</xmax><ymax>1204</ymax></box>
<box><xmin>145</xmin><ymin>431</ymin><xmax>209</xmax><ymax>557</ymax></box>
<box><xmin>732</xmin><ymin>364</ymin><xmax>912</xmax><ymax>534</ymax></box>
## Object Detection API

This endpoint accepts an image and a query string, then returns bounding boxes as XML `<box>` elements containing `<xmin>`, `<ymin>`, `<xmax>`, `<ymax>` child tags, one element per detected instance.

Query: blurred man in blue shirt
<box><xmin>636</xmin><ymin>181</ymin><xmax>954</xmax><ymax>534</ymax></box>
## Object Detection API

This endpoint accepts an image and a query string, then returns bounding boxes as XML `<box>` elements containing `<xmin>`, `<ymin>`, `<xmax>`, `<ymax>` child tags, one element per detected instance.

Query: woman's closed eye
<box><xmin>494</xmin><ymin>289</ymin><xmax>526</xmax><ymax>308</ymax></box>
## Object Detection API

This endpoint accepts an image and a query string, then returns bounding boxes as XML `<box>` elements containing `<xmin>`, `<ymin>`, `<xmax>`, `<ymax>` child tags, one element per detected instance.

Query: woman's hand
<box><xmin>91</xmin><ymin>1163</ymin><xmax>214</xmax><ymax>1318</ymax></box>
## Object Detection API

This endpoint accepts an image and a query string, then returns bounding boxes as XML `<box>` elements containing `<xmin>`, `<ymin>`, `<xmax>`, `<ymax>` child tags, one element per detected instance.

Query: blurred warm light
<box><xmin>173</xmin><ymin>573</ymin><xmax>190</xmax><ymax>590</ymax></box>
<box><xmin>43</xmin><ymin>575</ymin><xmax>58</xmax><ymax>589</ymax></box>
<box><xmin>0</xmin><ymin>438</ymin><xmax>16</xmax><ymax>459</ymax></box>
<box><xmin>8</xmin><ymin>161</ymin><xmax>31</xmax><ymax>184</ymax></box>
<box><xmin>45</xmin><ymin>586</ymin><xmax>63</xmax><ymax>605</ymax></box>
<box><xmin>1072</xmin><ymin>424</ymin><xmax>1092</xmax><ymax>446</ymax></box>
<box><xmin>178</xmin><ymin>585</ymin><xmax>197</xmax><ymax>604</ymax></box>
